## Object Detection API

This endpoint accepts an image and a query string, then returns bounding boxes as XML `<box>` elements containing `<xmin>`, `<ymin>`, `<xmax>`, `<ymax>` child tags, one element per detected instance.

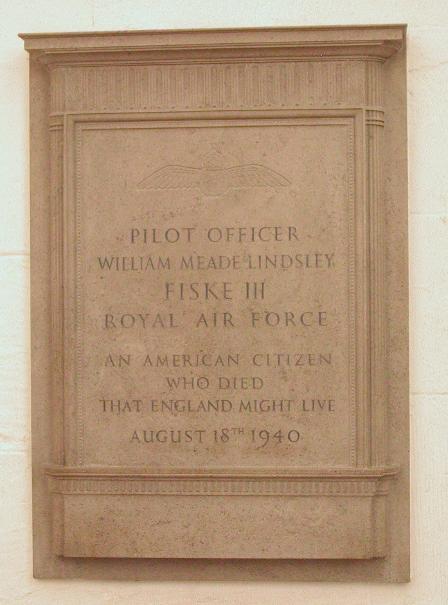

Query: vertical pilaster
<box><xmin>49</xmin><ymin>78</ymin><xmax>65</xmax><ymax>464</ymax></box>
<box><xmin>366</xmin><ymin>60</ymin><xmax>387</xmax><ymax>467</ymax></box>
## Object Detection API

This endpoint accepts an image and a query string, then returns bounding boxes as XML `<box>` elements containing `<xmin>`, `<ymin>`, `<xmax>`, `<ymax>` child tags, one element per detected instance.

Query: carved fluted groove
<box><xmin>366</xmin><ymin>60</ymin><xmax>384</xmax><ymax>107</ymax></box>
<box><xmin>48</xmin><ymin>61</ymin><xmax>369</xmax><ymax>114</ymax></box>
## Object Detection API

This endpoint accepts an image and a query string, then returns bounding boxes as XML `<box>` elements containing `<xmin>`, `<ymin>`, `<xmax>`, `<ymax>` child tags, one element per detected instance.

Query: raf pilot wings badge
<box><xmin>138</xmin><ymin>150</ymin><xmax>290</xmax><ymax>196</ymax></box>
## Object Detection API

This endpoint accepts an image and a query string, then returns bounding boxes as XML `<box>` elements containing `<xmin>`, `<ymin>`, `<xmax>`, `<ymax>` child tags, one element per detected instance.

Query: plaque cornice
<box><xmin>20</xmin><ymin>25</ymin><xmax>405</xmax><ymax>65</ymax></box>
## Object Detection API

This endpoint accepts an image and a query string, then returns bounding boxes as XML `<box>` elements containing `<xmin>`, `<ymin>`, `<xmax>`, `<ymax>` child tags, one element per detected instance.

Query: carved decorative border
<box><xmin>50</xmin><ymin>477</ymin><xmax>391</xmax><ymax>497</ymax></box>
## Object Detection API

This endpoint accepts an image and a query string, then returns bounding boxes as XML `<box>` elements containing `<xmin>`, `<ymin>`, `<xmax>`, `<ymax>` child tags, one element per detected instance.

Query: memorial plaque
<box><xmin>22</xmin><ymin>26</ymin><xmax>409</xmax><ymax>581</ymax></box>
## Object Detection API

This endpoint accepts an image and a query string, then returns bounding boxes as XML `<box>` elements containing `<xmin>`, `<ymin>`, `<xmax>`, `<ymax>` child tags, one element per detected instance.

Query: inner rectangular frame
<box><xmin>60</xmin><ymin>108</ymin><xmax>372</xmax><ymax>472</ymax></box>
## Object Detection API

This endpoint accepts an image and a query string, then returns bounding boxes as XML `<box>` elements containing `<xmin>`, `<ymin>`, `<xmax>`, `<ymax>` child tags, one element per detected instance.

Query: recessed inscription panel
<box><xmin>70</xmin><ymin>116</ymin><xmax>355</xmax><ymax>469</ymax></box>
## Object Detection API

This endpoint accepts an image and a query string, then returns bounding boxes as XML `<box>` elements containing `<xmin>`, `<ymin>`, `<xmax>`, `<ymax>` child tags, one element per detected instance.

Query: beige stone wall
<box><xmin>1</xmin><ymin>1</ymin><xmax>447</xmax><ymax>602</ymax></box>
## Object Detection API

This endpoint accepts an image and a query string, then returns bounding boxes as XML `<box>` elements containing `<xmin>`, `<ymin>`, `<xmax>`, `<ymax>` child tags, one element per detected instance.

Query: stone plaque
<box><xmin>22</xmin><ymin>26</ymin><xmax>409</xmax><ymax>581</ymax></box>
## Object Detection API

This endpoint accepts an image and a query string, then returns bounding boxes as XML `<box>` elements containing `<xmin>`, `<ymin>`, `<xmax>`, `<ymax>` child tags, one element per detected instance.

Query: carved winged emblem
<box><xmin>138</xmin><ymin>150</ymin><xmax>290</xmax><ymax>196</ymax></box>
